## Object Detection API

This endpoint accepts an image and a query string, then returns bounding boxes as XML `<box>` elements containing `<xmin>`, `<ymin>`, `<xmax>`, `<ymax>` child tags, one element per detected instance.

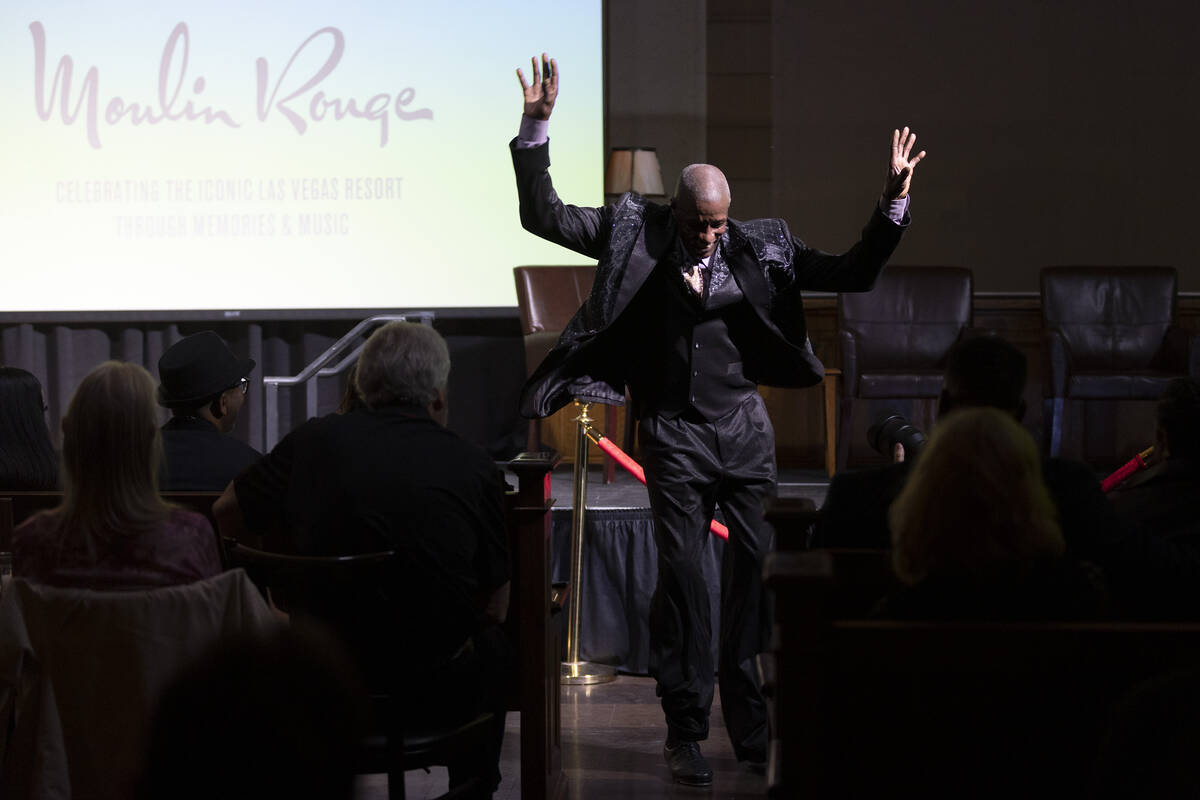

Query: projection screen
<box><xmin>0</xmin><ymin>1</ymin><xmax>603</xmax><ymax>313</ymax></box>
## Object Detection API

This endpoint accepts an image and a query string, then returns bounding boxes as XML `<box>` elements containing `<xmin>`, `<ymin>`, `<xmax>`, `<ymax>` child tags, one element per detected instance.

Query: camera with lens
<box><xmin>867</xmin><ymin>409</ymin><xmax>927</xmax><ymax>460</ymax></box>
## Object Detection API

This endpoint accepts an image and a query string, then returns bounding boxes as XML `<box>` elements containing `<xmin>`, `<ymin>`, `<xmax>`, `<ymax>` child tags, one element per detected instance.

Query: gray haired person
<box><xmin>214</xmin><ymin>320</ymin><xmax>512</xmax><ymax>795</ymax></box>
<box><xmin>353</xmin><ymin>321</ymin><xmax>450</xmax><ymax>423</ymax></box>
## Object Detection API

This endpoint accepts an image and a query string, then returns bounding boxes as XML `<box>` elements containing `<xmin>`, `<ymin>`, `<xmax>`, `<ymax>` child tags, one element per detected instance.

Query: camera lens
<box><xmin>867</xmin><ymin>409</ymin><xmax>927</xmax><ymax>459</ymax></box>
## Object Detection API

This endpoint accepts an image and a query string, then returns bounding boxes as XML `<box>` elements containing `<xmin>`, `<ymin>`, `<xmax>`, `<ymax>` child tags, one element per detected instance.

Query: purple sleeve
<box><xmin>878</xmin><ymin>195</ymin><xmax>910</xmax><ymax>224</ymax></box>
<box><xmin>172</xmin><ymin>511</ymin><xmax>224</xmax><ymax>580</ymax></box>
<box><xmin>515</xmin><ymin>115</ymin><xmax>549</xmax><ymax>149</ymax></box>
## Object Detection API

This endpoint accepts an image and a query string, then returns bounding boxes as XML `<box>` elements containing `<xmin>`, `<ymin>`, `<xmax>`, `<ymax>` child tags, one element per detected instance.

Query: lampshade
<box><xmin>606</xmin><ymin>147</ymin><xmax>665</xmax><ymax>197</ymax></box>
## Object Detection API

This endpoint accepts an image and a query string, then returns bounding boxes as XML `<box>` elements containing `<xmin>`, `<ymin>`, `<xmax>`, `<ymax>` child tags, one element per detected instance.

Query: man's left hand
<box><xmin>883</xmin><ymin>126</ymin><xmax>926</xmax><ymax>201</ymax></box>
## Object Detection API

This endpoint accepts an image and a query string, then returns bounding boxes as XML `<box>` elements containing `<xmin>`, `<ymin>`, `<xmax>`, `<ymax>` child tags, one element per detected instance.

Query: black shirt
<box><xmin>233</xmin><ymin>406</ymin><xmax>510</xmax><ymax>664</ymax></box>
<box><xmin>160</xmin><ymin>416</ymin><xmax>261</xmax><ymax>491</ymax></box>
<box><xmin>616</xmin><ymin>249</ymin><xmax>758</xmax><ymax>421</ymax></box>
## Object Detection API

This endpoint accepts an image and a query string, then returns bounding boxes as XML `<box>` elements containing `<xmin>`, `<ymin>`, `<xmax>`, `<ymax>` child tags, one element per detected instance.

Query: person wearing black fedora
<box><xmin>157</xmin><ymin>331</ymin><xmax>261</xmax><ymax>490</ymax></box>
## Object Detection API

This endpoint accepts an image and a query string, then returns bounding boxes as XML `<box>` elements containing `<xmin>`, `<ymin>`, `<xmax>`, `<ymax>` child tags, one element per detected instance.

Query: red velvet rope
<box><xmin>1101</xmin><ymin>446</ymin><xmax>1154</xmax><ymax>492</ymax></box>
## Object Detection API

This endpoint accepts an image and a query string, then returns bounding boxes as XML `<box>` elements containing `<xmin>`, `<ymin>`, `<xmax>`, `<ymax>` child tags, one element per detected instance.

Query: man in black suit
<box><xmin>157</xmin><ymin>331</ymin><xmax>261</xmax><ymax>490</ymax></box>
<box><xmin>815</xmin><ymin>335</ymin><xmax>1116</xmax><ymax>563</ymax></box>
<box><xmin>511</xmin><ymin>54</ymin><xmax>924</xmax><ymax>784</ymax></box>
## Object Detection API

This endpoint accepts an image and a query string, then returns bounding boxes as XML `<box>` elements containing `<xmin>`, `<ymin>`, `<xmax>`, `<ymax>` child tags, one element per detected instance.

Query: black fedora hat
<box><xmin>157</xmin><ymin>331</ymin><xmax>256</xmax><ymax>407</ymax></box>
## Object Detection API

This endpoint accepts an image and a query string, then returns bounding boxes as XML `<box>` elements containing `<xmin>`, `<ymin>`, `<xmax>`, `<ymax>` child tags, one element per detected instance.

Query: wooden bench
<box><xmin>0</xmin><ymin>454</ymin><xmax>566</xmax><ymax>800</ymax></box>
<box><xmin>764</xmin><ymin>550</ymin><xmax>1200</xmax><ymax>798</ymax></box>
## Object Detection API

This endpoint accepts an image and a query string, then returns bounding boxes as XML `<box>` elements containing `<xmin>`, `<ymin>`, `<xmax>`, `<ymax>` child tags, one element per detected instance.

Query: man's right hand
<box><xmin>517</xmin><ymin>53</ymin><xmax>558</xmax><ymax>120</ymax></box>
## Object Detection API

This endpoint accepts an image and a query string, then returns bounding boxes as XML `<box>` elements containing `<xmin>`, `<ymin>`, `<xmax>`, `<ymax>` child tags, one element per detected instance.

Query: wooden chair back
<box><xmin>226</xmin><ymin>542</ymin><xmax>409</xmax><ymax>686</ymax></box>
<box><xmin>765</xmin><ymin>550</ymin><xmax>1200</xmax><ymax>798</ymax></box>
<box><xmin>225</xmin><ymin>543</ymin><xmax>396</xmax><ymax>606</ymax></box>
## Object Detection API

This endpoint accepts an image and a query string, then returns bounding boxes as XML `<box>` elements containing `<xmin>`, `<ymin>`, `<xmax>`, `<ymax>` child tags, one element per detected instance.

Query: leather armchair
<box><xmin>837</xmin><ymin>266</ymin><xmax>974</xmax><ymax>470</ymax></box>
<box><xmin>513</xmin><ymin>265</ymin><xmax>632</xmax><ymax>481</ymax></box>
<box><xmin>1041</xmin><ymin>266</ymin><xmax>1198</xmax><ymax>456</ymax></box>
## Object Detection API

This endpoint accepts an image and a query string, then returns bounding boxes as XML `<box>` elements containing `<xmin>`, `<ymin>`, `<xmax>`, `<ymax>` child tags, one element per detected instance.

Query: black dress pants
<box><xmin>638</xmin><ymin>393</ymin><xmax>776</xmax><ymax>759</ymax></box>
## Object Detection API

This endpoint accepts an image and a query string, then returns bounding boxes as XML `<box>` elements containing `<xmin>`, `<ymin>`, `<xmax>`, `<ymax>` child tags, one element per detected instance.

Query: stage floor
<box><xmin>368</xmin><ymin>675</ymin><xmax>762</xmax><ymax>799</ymax></box>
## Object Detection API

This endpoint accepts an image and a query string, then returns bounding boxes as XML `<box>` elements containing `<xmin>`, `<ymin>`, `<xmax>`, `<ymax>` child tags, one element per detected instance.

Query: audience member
<box><xmin>137</xmin><ymin>625</ymin><xmax>366</xmax><ymax>800</ymax></box>
<box><xmin>1108</xmin><ymin>377</ymin><xmax>1200</xmax><ymax>539</ymax></box>
<box><xmin>13</xmin><ymin>361</ymin><xmax>223</xmax><ymax>589</ymax></box>
<box><xmin>157</xmin><ymin>331</ymin><xmax>260</xmax><ymax>490</ymax></box>
<box><xmin>815</xmin><ymin>335</ymin><xmax>1117</xmax><ymax>563</ymax></box>
<box><xmin>0</xmin><ymin>366</ymin><xmax>58</xmax><ymax>489</ymax></box>
<box><xmin>879</xmin><ymin>407</ymin><xmax>1109</xmax><ymax>620</ymax></box>
<box><xmin>214</xmin><ymin>321</ymin><xmax>510</xmax><ymax>796</ymax></box>
<box><xmin>1101</xmin><ymin>378</ymin><xmax>1200</xmax><ymax>618</ymax></box>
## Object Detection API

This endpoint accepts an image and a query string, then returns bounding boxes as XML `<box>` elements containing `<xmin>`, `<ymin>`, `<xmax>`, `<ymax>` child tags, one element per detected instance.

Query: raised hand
<box><xmin>883</xmin><ymin>126</ymin><xmax>926</xmax><ymax>200</ymax></box>
<box><xmin>516</xmin><ymin>53</ymin><xmax>558</xmax><ymax>121</ymax></box>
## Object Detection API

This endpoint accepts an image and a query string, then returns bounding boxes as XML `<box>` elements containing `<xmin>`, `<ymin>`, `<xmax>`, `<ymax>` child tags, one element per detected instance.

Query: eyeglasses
<box><xmin>237</xmin><ymin>377</ymin><xmax>249</xmax><ymax>395</ymax></box>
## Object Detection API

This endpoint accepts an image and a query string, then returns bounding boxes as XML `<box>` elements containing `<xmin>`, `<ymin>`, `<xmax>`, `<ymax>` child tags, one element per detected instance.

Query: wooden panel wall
<box><xmin>707</xmin><ymin>0</ymin><xmax>774</xmax><ymax>220</ymax></box>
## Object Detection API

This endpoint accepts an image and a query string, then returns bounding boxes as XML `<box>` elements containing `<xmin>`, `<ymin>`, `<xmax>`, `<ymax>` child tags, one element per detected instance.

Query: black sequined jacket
<box><xmin>511</xmin><ymin>138</ymin><xmax>908</xmax><ymax>419</ymax></box>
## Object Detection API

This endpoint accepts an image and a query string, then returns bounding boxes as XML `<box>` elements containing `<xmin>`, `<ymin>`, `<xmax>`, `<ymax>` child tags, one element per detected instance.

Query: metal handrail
<box><xmin>261</xmin><ymin>312</ymin><xmax>434</xmax><ymax>451</ymax></box>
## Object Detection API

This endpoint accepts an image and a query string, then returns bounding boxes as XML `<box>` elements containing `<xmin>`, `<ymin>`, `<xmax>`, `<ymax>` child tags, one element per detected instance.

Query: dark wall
<box><xmin>604</xmin><ymin>0</ymin><xmax>707</xmax><ymax>192</ymax></box>
<box><xmin>773</xmin><ymin>0</ymin><xmax>1200</xmax><ymax>291</ymax></box>
<box><xmin>610</xmin><ymin>0</ymin><xmax>1200</xmax><ymax>291</ymax></box>
<box><xmin>439</xmin><ymin>317</ymin><xmax>528</xmax><ymax>458</ymax></box>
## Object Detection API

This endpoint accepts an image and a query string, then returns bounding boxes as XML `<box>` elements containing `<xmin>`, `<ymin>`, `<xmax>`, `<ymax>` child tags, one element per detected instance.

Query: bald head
<box><xmin>671</xmin><ymin>164</ymin><xmax>731</xmax><ymax>261</ymax></box>
<box><xmin>674</xmin><ymin>164</ymin><xmax>731</xmax><ymax>208</ymax></box>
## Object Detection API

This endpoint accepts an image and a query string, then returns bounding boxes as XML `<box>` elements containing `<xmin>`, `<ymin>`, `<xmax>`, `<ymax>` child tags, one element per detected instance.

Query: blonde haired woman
<box><xmin>14</xmin><ymin>362</ymin><xmax>223</xmax><ymax>589</ymax></box>
<box><xmin>881</xmin><ymin>407</ymin><xmax>1107</xmax><ymax>619</ymax></box>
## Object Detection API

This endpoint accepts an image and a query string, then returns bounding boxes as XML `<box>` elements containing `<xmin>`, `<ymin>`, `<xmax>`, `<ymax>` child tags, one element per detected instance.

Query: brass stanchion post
<box><xmin>561</xmin><ymin>400</ymin><xmax>617</xmax><ymax>685</ymax></box>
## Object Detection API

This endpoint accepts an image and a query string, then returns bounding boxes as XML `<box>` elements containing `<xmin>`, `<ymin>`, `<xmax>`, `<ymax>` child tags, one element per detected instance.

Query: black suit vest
<box><xmin>622</xmin><ymin>245</ymin><xmax>758</xmax><ymax>421</ymax></box>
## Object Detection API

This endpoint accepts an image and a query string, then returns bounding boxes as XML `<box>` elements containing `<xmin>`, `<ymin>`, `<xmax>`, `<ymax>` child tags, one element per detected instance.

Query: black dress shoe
<box><xmin>738</xmin><ymin>747</ymin><xmax>767</xmax><ymax>775</ymax></box>
<box><xmin>740</xmin><ymin>757</ymin><xmax>767</xmax><ymax>776</ymax></box>
<box><xmin>663</xmin><ymin>740</ymin><xmax>713</xmax><ymax>787</ymax></box>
